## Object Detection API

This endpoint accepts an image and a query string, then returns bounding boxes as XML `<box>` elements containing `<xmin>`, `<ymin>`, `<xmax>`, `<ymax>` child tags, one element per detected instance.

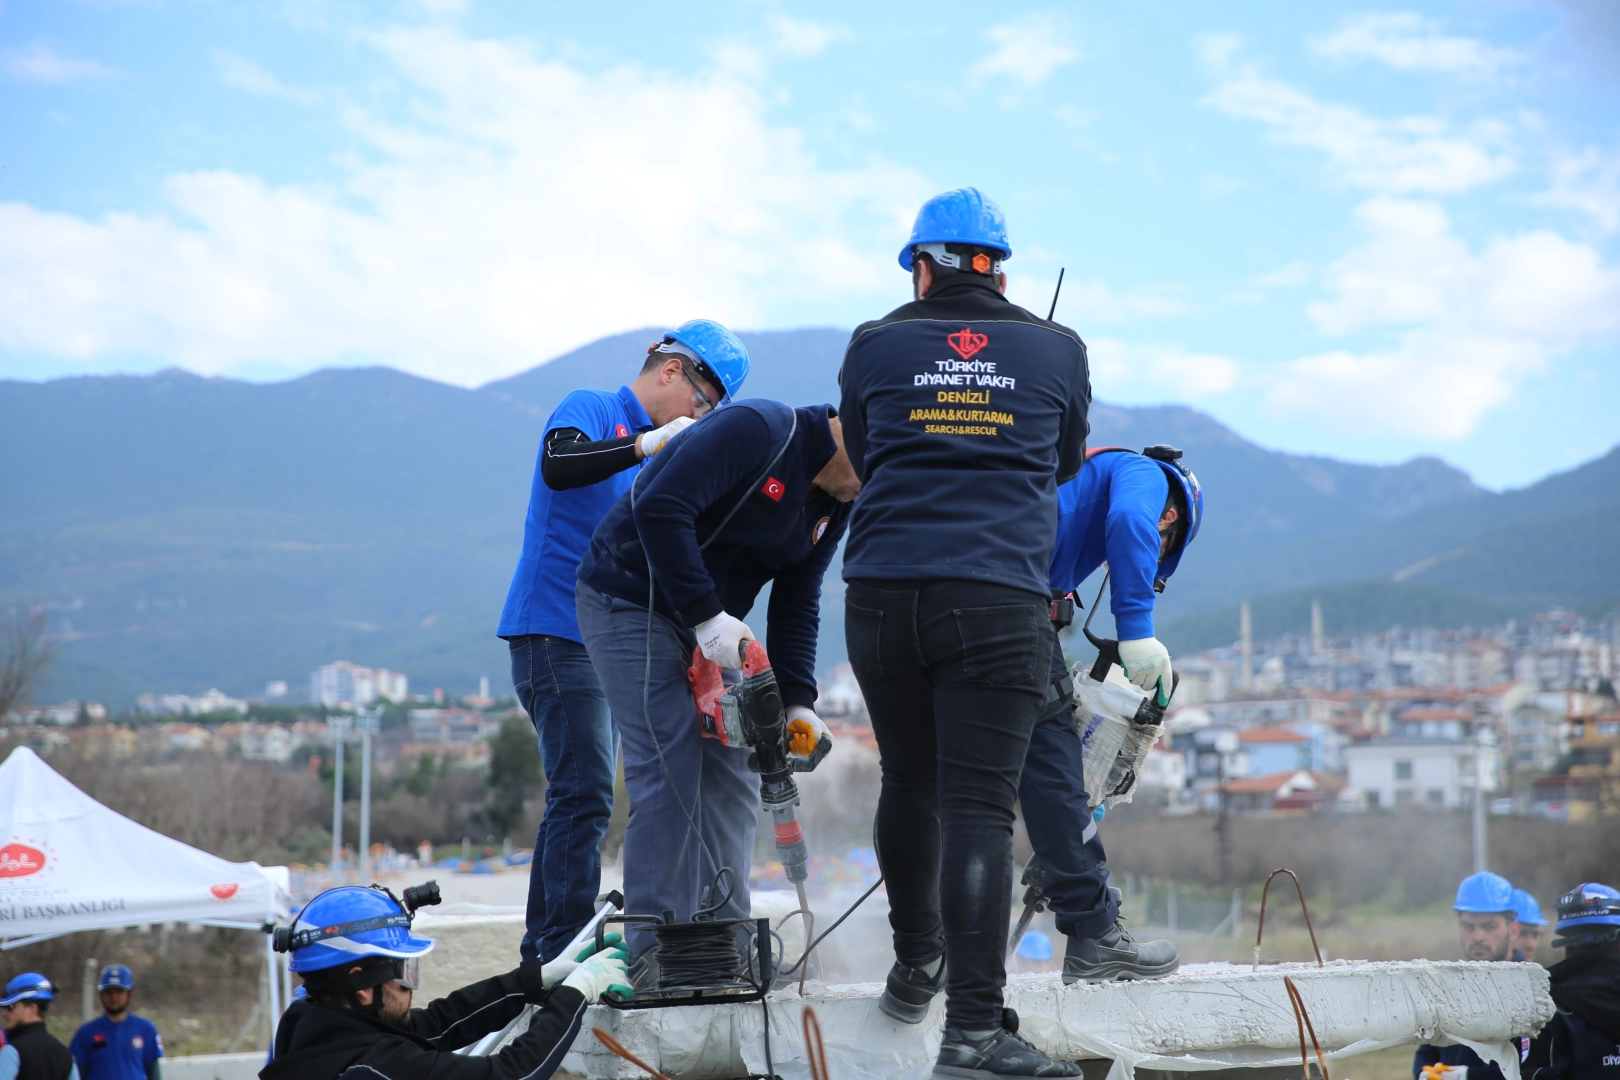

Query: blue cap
<box><xmin>1015</xmin><ymin>930</ymin><xmax>1054</xmax><ymax>961</ymax></box>
<box><xmin>1511</xmin><ymin>889</ymin><xmax>1548</xmax><ymax>928</ymax></box>
<box><xmin>284</xmin><ymin>886</ymin><xmax>435</xmax><ymax>974</ymax></box>
<box><xmin>899</xmin><ymin>188</ymin><xmax>1011</xmax><ymax>271</ymax></box>
<box><xmin>0</xmin><ymin>973</ymin><xmax>54</xmax><ymax>1006</ymax></box>
<box><xmin>98</xmin><ymin>964</ymin><xmax>134</xmax><ymax>991</ymax></box>
<box><xmin>659</xmin><ymin>320</ymin><xmax>749</xmax><ymax>403</ymax></box>
<box><xmin>1454</xmin><ymin>871</ymin><xmax>1516</xmax><ymax>914</ymax></box>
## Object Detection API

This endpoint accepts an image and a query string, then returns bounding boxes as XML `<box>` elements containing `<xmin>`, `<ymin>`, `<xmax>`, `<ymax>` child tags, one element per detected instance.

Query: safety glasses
<box><xmin>394</xmin><ymin>957</ymin><xmax>421</xmax><ymax>991</ymax></box>
<box><xmin>680</xmin><ymin>363</ymin><xmax>717</xmax><ymax>417</ymax></box>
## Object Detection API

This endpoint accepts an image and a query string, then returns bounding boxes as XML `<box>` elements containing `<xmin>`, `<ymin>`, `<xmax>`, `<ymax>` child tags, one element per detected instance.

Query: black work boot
<box><xmin>933</xmin><ymin>1009</ymin><xmax>1081</xmax><ymax>1078</ymax></box>
<box><xmin>877</xmin><ymin>954</ymin><xmax>945</xmax><ymax>1024</ymax></box>
<box><xmin>1062</xmin><ymin>919</ymin><xmax>1179</xmax><ymax>984</ymax></box>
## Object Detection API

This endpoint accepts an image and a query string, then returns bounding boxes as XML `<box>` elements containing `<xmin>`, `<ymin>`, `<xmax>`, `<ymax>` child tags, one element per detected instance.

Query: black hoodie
<box><xmin>260</xmin><ymin>962</ymin><xmax>586</xmax><ymax>1080</ymax></box>
<box><xmin>1525</xmin><ymin>949</ymin><xmax>1620</xmax><ymax>1080</ymax></box>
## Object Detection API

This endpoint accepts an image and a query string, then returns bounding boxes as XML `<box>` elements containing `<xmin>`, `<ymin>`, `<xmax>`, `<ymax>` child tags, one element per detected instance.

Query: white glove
<box><xmin>694</xmin><ymin>612</ymin><xmax>754</xmax><ymax>668</ymax></box>
<box><xmin>786</xmin><ymin>706</ymin><xmax>832</xmax><ymax>759</ymax></box>
<box><xmin>560</xmin><ymin>948</ymin><xmax>633</xmax><ymax>1002</ymax></box>
<box><xmin>1118</xmin><ymin>637</ymin><xmax>1172</xmax><ymax>705</ymax></box>
<box><xmin>539</xmin><ymin>931</ymin><xmax>624</xmax><ymax>988</ymax></box>
<box><xmin>637</xmin><ymin>415</ymin><xmax>696</xmax><ymax>458</ymax></box>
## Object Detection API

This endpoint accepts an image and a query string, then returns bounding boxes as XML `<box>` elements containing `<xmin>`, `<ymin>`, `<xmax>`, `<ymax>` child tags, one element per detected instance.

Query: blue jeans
<box><xmin>575</xmin><ymin>583</ymin><xmax>757</xmax><ymax>960</ymax></box>
<box><xmin>509</xmin><ymin>634</ymin><xmax>620</xmax><ymax>963</ymax></box>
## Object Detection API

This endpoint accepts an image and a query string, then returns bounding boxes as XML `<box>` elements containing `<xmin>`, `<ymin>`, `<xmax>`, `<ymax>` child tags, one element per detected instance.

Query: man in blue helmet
<box><xmin>1525</xmin><ymin>882</ymin><xmax>1620</xmax><ymax>1080</ymax></box>
<box><xmin>1514</xmin><ymin>889</ymin><xmax>1551</xmax><ymax>963</ymax></box>
<box><xmin>1022</xmin><ymin>445</ymin><xmax>1200</xmax><ymax>986</ymax></box>
<box><xmin>840</xmin><ymin>187</ymin><xmax>1089</xmax><ymax>1079</ymax></box>
<box><xmin>70</xmin><ymin>966</ymin><xmax>161</xmax><ymax>1080</ymax></box>
<box><xmin>263</xmin><ymin>883</ymin><xmax>630</xmax><ymax>1079</ymax></box>
<box><xmin>575</xmin><ymin>399</ymin><xmax>860</xmax><ymax>967</ymax></box>
<box><xmin>498</xmin><ymin>320</ymin><xmax>747</xmax><ymax>966</ymax></box>
<box><xmin>0</xmin><ymin>974</ymin><xmax>75</xmax><ymax>1080</ymax></box>
<box><xmin>1414</xmin><ymin>872</ymin><xmax>1524</xmax><ymax>1080</ymax></box>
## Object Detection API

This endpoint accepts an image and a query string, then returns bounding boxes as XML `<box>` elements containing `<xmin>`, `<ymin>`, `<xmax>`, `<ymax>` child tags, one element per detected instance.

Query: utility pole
<box><xmin>1240</xmin><ymin>601</ymin><xmax>1253</xmax><ymax>693</ymax></box>
<box><xmin>329</xmin><ymin>715</ymin><xmax>351</xmax><ymax>876</ymax></box>
<box><xmin>1472</xmin><ymin>724</ymin><xmax>1492</xmax><ymax>873</ymax></box>
<box><xmin>358</xmin><ymin>708</ymin><xmax>376</xmax><ymax>879</ymax></box>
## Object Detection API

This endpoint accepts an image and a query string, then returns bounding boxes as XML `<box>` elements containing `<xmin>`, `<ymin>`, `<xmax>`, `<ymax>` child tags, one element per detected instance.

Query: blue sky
<box><xmin>2</xmin><ymin>1</ymin><xmax>1617</xmax><ymax>489</ymax></box>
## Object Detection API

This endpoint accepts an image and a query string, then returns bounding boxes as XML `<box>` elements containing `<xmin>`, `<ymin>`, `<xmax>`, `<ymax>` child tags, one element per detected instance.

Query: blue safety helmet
<box><xmin>281</xmin><ymin>885</ymin><xmax>435</xmax><ymax>976</ymax></box>
<box><xmin>1016</xmin><ymin>930</ymin><xmax>1054</xmax><ymax>961</ymax></box>
<box><xmin>1553</xmin><ymin>882</ymin><xmax>1620</xmax><ymax>949</ymax></box>
<box><xmin>1145</xmin><ymin>446</ymin><xmax>1203</xmax><ymax>589</ymax></box>
<box><xmin>899</xmin><ymin>188</ymin><xmax>1012</xmax><ymax>271</ymax></box>
<box><xmin>0</xmin><ymin>973</ymin><xmax>54</xmax><ymax>1007</ymax></box>
<box><xmin>658</xmin><ymin>320</ymin><xmax>750</xmax><ymax>404</ymax></box>
<box><xmin>1454</xmin><ymin>871</ymin><xmax>1516</xmax><ymax>915</ymax></box>
<box><xmin>1511</xmin><ymin>889</ymin><xmax>1548</xmax><ymax>928</ymax></box>
<box><xmin>98</xmin><ymin>964</ymin><xmax>134</xmax><ymax>991</ymax></box>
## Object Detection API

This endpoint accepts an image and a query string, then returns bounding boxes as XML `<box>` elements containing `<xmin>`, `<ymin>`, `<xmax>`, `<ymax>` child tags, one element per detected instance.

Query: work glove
<box><xmin>786</xmin><ymin>706</ymin><xmax>832</xmax><ymax>759</ymax></box>
<box><xmin>539</xmin><ymin>931</ymin><xmax>625</xmax><ymax>989</ymax></box>
<box><xmin>637</xmin><ymin>415</ymin><xmax>695</xmax><ymax>458</ymax></box>
<box><xmin>561</xmin><ymin>947</ymin><xmax>633</xmax><ymax>1003</ymax></box>
<box><xmin>694</xmin><ymin>612</ymin><xmax>754</xmax><ymax>668</ymax></box>
<box><xmin>1118</xmin><ymin>637</ymin><xmax>1172</xmax><ymax>706</ymax></box>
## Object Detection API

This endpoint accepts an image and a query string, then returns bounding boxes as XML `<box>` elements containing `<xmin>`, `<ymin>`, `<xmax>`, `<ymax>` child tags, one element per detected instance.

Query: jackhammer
<box><xmin>690</xmin><ymin>640</ymin><xmax>831</xmax><ymax>923</ymax></box>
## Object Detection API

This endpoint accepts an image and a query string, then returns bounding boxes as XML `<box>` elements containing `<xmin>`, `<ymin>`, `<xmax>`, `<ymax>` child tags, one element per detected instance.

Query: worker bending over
<box><xmin>497</xmin><ymin>321</ymin><xmax>746</xmax><ymax>964</ymax></box>
<box><xmin>263</xmin><ymin>885</ymin><xmax>629</xmax><ymax>1079</ymax></box>
<box><xmin>840</xmin><ymin>187</ymin><xmax>1089</xmax><ymax>1080</ymax></box>
<box><xmin>1525</xmin><ymin>882</ymin><xmax>1620</xmax><ymax>1080</ymax></box>
<box><xmin>1026</xmin><ymin>445</ymin><xmax>1199</xmax><ymax>984</ymax></box>
<box><xmin>1414</xmin><ymin>871</ymin><xmax>1523</xmax><ymax>1080</ymax></box>
<box><xmin>575</xmin><ymin>399</ymin><xmax>859</xmax><ymax>970</ymax></box>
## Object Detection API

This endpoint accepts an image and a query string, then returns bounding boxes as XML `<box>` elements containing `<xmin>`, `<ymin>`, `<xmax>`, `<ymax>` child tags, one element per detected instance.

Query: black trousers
<box><xmin>846</xmin><ymin>578</ymin><xmax>1053</xmax><ymax>1029</ymax></box>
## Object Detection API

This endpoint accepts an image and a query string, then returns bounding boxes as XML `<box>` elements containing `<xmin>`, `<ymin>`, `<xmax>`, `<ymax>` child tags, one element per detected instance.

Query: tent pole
<box><xmin>265</xmin><ymin>932</ymin><xmax>281</xmax><ymax>1041</ymax></box>
<box><xmin>282</xmin><ymin>948</ymin><xmax>293</xmax><ymax>1019</ymax></box>
<box><xmin>331</xmin><ymin>716</ymin><xmax>348</xmax><ymax>878</ymax></box>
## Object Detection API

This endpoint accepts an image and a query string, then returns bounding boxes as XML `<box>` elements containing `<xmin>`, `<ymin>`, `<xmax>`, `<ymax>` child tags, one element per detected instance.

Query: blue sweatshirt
<box><xmin>1049</xmin><ymin>451</ymin><xmax>1172</xmax><ymax>641</ymax></box>
<box><xmin>577</xmin><ymin>401</ymin><xmax>849</xmax><ymax>709</ymax></box>
<box><xmin>838</xmin><ymin>276</ymin><xmax>1090</xmax><ymax>596</ymax></box>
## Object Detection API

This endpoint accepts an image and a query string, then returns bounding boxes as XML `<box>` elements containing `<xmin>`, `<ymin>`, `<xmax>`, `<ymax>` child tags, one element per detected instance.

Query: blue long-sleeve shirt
<box><xmin>577</xmin><ymin>400</ymin><xmax>849</xmax><ymax>709</ymax></box>
<box><xmin>1048</xmin><ymin>450</ymin><xmax>1171</xmax><ymax>641</ymax></box>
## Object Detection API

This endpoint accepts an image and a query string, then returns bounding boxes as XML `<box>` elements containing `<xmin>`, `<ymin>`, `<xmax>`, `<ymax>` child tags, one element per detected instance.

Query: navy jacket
<box><xmin>838</xmin><ymin>275</ymin><xmax>1090</xmax><ymax>596</ymax></box>
<box><xmin>1526</xmin><ymin>950</ymin><xmax>1620</xmax><ymax>1080</ymax></box>
<box><xmin>577</xmin><ymin>401</ymin><xmax>849</xmax><ymax>709</ymax></box>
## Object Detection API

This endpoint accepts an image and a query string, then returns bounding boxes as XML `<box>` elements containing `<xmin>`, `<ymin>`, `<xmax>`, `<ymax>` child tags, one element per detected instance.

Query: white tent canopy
<box><xmin>0</xmin><ymin>746</ymin><xmax>290</xmax><ymax>949</ymax></box>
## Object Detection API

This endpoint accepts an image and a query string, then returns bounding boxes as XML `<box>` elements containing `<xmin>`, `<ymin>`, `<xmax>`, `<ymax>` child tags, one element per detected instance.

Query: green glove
<box><xmin>573</xmin><ymin>931</ymin><xmax>624</xmax><ymax>962</ymax></box>
<box><xmin>561</xmin><ymin>949</ymin><xmax>633</xmax><ymax>1003</ymax></box>
<box><xmin>539</xmin><ymin>931</ymin><xmax>626</xmax><ymax>988</ymax></box>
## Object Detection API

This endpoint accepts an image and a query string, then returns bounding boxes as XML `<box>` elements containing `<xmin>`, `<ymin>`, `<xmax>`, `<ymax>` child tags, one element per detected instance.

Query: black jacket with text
<box><xmin>838</xmin><ymin>275</ymin><xmax>1090</xmax><ymax>596</ymax></box>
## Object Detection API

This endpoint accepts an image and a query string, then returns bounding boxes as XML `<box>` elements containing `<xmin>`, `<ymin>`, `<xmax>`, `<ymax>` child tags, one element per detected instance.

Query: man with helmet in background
<box><xmin>70</xmin><ymin>966</ymin><xmax>161</xmax><ymax>1080</ymax></box>
<box><xmin>1515</xmin><ymin>888</ymin><xmax>1551</xmax><ymax>964</ymax></box>
<box><xmin>262</xmin><ymin>883</ymin><xmax>630</xmax><ymax>1079</ymax></box>
<box><xmin>1015</xmin><ymin>444</ymin><xmax>1201</xmax><ymax>988</ymax></box>
<box><xmin>497</xmin><ymin>320</ymin><xmax>747</xmax><ymax>966</ymax></box>
<box><xmin>1526</xmin><ymin>882</ymin><xmax>1620</xmax><ymax>1079</ymax></box>
<box><xmin>1414</xmin><ymin>871</ymin><xmax>1524</xmax><ymax>1080</ymax></box>
<box><xmin>0</xmin><ymin>973</ymin><xmax>75</xmax><ymax>1080</ymax></box>
<box><xmin>840</xmin><ymin>187</ymin><xmax>1090</xmax><ymax>1079</ymax></box>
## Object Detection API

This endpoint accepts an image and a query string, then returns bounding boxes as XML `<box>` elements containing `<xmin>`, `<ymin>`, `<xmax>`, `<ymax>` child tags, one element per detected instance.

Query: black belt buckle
<box><xmin>1048</xmin><ymin>590</ymin><xmax>1075</xmax><ymax>629</ymax></box>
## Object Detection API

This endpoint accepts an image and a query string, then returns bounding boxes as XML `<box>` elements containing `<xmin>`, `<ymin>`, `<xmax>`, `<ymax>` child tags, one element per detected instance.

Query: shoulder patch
<box><xmin>616</xmin><ymin>424</ymin><xmax>628</xmax><ymax>438</ymax></box>
<box><xmin>813</xmin><ymin>516</ymin><xmax>830</xmax><ymax>544</ymax></box>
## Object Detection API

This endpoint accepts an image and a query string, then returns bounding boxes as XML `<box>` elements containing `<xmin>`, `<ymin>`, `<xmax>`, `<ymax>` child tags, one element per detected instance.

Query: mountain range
<box><xmin>3</xmin><ymin>327</ymin><xmax>1616</xmax><ymax>705</ymax></box>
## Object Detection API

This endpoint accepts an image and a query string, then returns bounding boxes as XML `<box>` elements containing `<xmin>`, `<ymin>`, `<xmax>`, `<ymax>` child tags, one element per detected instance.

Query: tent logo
<box><xmin>0</xmin><ymin>844</ymin><xmax>46</xmax><ymax>878</ymax></box>
<box><xmin>210</xmin><ymin>883</ymin><xmax>239</xmax><ymax>900</ymax></box>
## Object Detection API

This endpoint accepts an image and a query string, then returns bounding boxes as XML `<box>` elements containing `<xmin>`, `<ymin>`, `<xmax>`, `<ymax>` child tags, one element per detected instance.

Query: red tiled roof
<box><xmin>1237</xmin><ymin>727</ymin><xmax>1309</xmax><ymax>744</ymax></box>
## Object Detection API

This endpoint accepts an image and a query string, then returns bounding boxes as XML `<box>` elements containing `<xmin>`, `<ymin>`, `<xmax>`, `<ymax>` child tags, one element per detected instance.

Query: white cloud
<box><xmin>1309</xmin><ymin>13</ymin><xmax>1521</xmax><ymax>77</ymax></box>
<box><xmin>1534</xmin><ymin>144</ymin><xmax>1620</xmax><ymax>232</ymax></box>
<box><xmin>0</xmin><ymin>26</ymin><xmax>928</xmax><ymax>386</ymax></box>
<box><xmin>1088</xmin><ymin>339</ymin><xmax>1242</xmax><ymax>401</ymax></box>
<box><xmin>1202</xmin><ymin>58</ymin><xmax>1514</xmax><ymax>194</ymax></box>
<box><xmin>1269</xmin><ymin>197</ymin><xmax>1620</xmax><ymax>438</ymax></box>
<box><xmin>971</xmin><ymin>14</ymin><xmax>1079</xmax><ymax>88</ymax></box>
<box><xmin>0</xmin><ymin>43</ymin><xmax>117</xmax><ymax>83</ymax></box>
<box><xmin>766</xmin><ymin>15</ymin><xmax>844</xmax><ymax>57</ymax></box>
<box><xmin>214</xmin><ymin>51</ymin><xmax>317</xmax><ymax>103</ymax></box>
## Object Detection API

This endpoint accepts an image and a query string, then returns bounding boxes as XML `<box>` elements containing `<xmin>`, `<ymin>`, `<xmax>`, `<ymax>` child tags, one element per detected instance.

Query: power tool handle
<box><xmin>789</xmin><ymin>734</ymin><xmax>833</xmax><ymax>773</ymax></box>
<box><xmin>1083</xmin><ymin>626</ymin><xmax>1120</xmax><ymax>683</ymax></box>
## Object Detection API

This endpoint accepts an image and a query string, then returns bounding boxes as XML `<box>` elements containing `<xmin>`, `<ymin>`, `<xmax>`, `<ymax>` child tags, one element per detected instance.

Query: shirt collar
<box><xmin>617</xmin><ymin>385</ymin><xmax>654</xmax><ymax>432</ymax></box>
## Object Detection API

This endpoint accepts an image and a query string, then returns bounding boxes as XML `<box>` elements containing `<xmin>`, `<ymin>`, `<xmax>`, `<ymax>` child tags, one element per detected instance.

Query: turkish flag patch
<box><xmin>760</xmin><ymin>477</ymin><xmax>785</xmax><ymax>502</ymax></box>
<box><xmin>616</xmin><ymin>424</ymin><xmax>628</xmax><ymax>438</ymax></box>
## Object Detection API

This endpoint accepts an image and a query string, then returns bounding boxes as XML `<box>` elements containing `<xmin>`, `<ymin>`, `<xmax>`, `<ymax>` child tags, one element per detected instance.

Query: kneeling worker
<box><xmin>262</xmin><ymin>885</ymin><xmax>629</xmax><ymax>1079</ymax></box>
<box><xmin>575</xmin><ymin>399</ymin><xmax>860</xmax><ymax>966</ymax></box>
<box><xmin>1025</xmin><ymin>445</ymin><xmax>1198</xmax><ymax>984</ymax></box>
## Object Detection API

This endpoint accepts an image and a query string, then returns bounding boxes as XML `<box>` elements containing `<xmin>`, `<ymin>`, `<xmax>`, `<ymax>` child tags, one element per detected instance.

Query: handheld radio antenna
<box><xmin>1047</xmin><ymin>267</ymin><xmax>1066</xmax><ymax>320</ymax></box>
